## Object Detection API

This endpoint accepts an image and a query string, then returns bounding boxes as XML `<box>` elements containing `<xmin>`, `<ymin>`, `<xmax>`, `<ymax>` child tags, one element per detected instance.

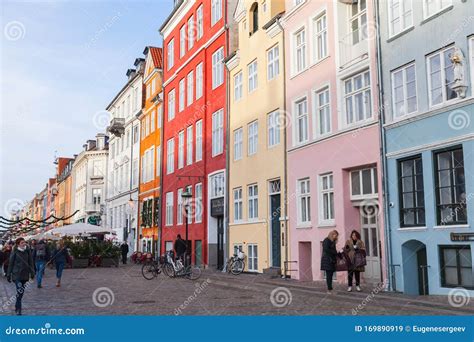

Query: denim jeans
<box><xmin>35</xmin><ymin>260</ymin><xmax>46</xmax><ymax>285</ymax></box>
<box><xmin>15</xmin><ymin>280</ymin><xmax>27</xmax><ymax>311</ymax></box>
<box><xmin>326</xmin><ymin>270</ymin><xmax>334</xmax><ymax>290</ymax></box>
<box><xmin>56</xmin><ymin>262</ymin><xmax>65</xmax><ymax>280</ymax></box>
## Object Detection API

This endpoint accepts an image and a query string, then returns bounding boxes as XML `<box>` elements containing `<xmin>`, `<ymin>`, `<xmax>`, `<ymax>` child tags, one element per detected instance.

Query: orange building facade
<box><xmin>55</xmin><ymin>157</ymin><xmax>75</xmax><ymax>226</ymax></box>
<box><xmin>137</xmin><ymin>46</ymin><xmax>163</xmax><ymax>253</ymax></box>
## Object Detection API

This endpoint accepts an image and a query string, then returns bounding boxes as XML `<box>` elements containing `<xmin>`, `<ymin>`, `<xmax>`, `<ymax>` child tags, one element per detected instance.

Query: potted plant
<box><xmin>70</xmin><ymin>242</ymin><xmax>91</xmax><ymax>268</ymax></box>
<box><xmin>99</xmin><ymin>241</ymin><xmax>121</xmax><ymax>267</ymax></box>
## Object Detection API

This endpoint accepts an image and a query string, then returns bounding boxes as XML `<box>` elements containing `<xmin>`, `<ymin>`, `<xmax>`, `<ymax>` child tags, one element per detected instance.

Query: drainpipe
<box><xmin>374</xmin><ymin>0</ymin><xmax>393</xmax><ymax>291</ymax></box>
<box><xmin>276</xmin><ymin>18</ymin><xmax>289</xmax><ymax>279</ymax></box>
<box><xmin>159</xmin><ymin>31</ymin><xmax>165</xmax><ymax>259</ymax></box>
<box><xmin>224</xmin><ymin>0</ymin><xmax>230</xmax><ymax>272</ymax></box>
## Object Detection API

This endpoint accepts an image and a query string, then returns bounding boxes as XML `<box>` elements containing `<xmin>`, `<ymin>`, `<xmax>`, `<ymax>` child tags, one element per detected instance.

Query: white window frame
<box><xmin>248</xmin><ymin>120</ymin><xmax>258</xmax><ymax>156</ymax></box>
<box><xmin>427</xmin><ymin>46</ymin><xmax>458</xmax><ymax>108</ymax></box>
<box><xmin>312</xmin><ymin>12</ymin><xmax>328</xmax><ymax>63</ymax></box>
<box><xmin>168</xmin><ymin>89</ymin><xmax>175</xmax><ymax>121</ymax></box>
<box><xmin>150</xmin><ymin>110</ymin><xmax>155</xmax><ymax>133</ymax></box>
<box><xmin>212</xmin><ymin>109</ymin><xmax>224</xmax><ymax>157</ymax></box>
<box><xmin>248</xmin><ymin>244</ymin><xmax>258</xmax><ymax>272</ymax></box>
<box><xmin>211</xmin><ymin>0</ymin><xmax>222</xmax><ymax>26</ymax></box>
<box><xmin>187</xmin><ymin>15</ymin><xmax>194</xmax><ymax>49</ymax></box>
<box><xmin>319</xmin><ymin>173</ymin><xmax>335</xmax><ymax>225</ymax></box>
<box><xmin>422</xmin><ymin>0</ymin><xmax>452</xmax><ymax>20</ymax></box>
<box><xmin>350</xmin><ymin>167</ymin><xmax>378</xmax><ymax>200</ymax></box>
<box><xmin>267</xmin><ymin>44</ymin><xmax>280</xmax><ymax>81</ymax></box>
<box><xmin>187</xmin><ymin>71</ymin><xmax>194</xmax><ymax>106</ymax></box>
<box><xmin>156</xmin><ymin>146</ymin><xmax>161</xmax><ymax>177</ymax></box>
<box><xmin>349</xmin><ymin>0</ymin><xmax>367</xmax><ymax>45</ymax></box>
<box><xmin>197</xmin><ymin>5</ymin><xmax>203</xmax><ymax>39</ymax></box>
<box><xmin>248</xmin><ymin>59</ymin><xmax>258</xmax><ymax>93</ymax></box>
<box><xmin>195</xmin><ymin>183</ymin><xmax>203</xmax><ymax>223</ymax></box>
<box><xmin>178</xmin><ymin>130</ymin><xmax>184</xmax><ymax>169</ymax></box>
<box><xmin>234</xmin><ymin>127</ymin><xmax>243</xmax><ymax>161</ymax></box>
<box><xmin>179</xmin><ymin>78</ymin><xmax>185</xmax><ymax>112</ymax></box>
<box><xmin>180</xmin><ymin>25</ymin><xmax>186</xmax><ymax>58</ymax></box>
<box><xmin>177</xmin><ymin>188</ymin><xmax>183</xmax><ymax>225</ymax></box>
<box><xmin>165</xmin><ymin>192</ymin><xmax>174</xmax><ymax>226</ymax></box>
<box><xmin>387</xmin><ymin>0</ymin><xmax>413</xmax><ymax>37</ymax></box>
<box><xmin>234</xmin><ymin>71</ymin><xmax>243</xmax><ymax>101</ymax></box>
<box><xmin>391</xmin><ymin>62</ymin><xmax>418</xmax><ymax>119</ymax></box>
<box><xmin>293</xmin><ymin>27</ymin><xmax>307</xmax><ymax>74</ymax></box>
<box><xmin>166</xmin><ymin>138</ymin><xmax>175</xmax><ymax>174</ymax></box>
<box><xmin>186</xmin><ymin>125</ymin><xmax>193</xmax><ymax>165</ymax></box>
<box><xmin>343</xmin><ymin>70</ymin><xmax>372</xmax><ymax>126</ymax></box>
<box><xmin>212</xmin><ymin>47</ymin><xmax>224</xmax><ymax>89</ymax></box>
<box><xmin>196</xmin><ymin>63</ymin><xmax>203</xmax><ymax>99</ymax></box>
<box><xmin>233</xmin><ymin>187</ymin><xmax>243</xmax><ymax>222</ymax></box>
<box><xmin>196</xmin><ymin>120</ymin><xmax>203</xmax><ymax>161</ymax></box>
<box><xmin>248</xmin><ymin>184</ymin><xmax>258</xmax><ymax>220</ymax></box>
<box><xmin>294</xmin><ymin>96</ymin><xmax>309</xmax><ymax>145</ymax></box>
<box><xmin>297</xmin><ymin>178</ymin><xmax>311</xmax><ymax>226</ymax></box>
<box><xmin>267</xmin><ymin>110</ymin><xmax>281</xmax><ymax>147</ymax></box>
<box><xmin>167</xmin><ymin>39</ymin><xmax>174</xmax><ymax>70</ymax></box>
<box><xmin>313</xmin><ymin>87</ymin><xmax>331</xmax><ymax>137</ymax></box>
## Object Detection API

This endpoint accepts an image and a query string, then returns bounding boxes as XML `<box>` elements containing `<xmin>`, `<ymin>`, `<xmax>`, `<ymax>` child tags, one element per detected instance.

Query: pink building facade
<box><xmin>283</xmin><ymin>0</ymin><xmax>385</xmax><ymax>284</ymax></box>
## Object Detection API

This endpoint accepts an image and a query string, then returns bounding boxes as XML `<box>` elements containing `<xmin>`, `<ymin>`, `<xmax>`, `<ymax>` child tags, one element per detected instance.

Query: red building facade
<box><xmin>160</xmin><ymin>0</ymin><xmax>227</xmax><ymax>269</ymax></box>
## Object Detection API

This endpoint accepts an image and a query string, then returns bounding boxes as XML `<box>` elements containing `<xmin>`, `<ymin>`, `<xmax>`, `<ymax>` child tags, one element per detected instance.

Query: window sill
<box><xmin>309</xmin><ymin>55</ymin><xmax>330</xmax><ymax>69</ymax></box>
<box><xmin>296</xmin><ymin>224</ymin><xmax>312</xmax><ymax>229</ymax></box>
<box><xmin>421</xmin><ymin>5</ymin><xmax>454</xmax><ymax>26</ymax></box>
<box><xmin>433</xmin><ymin>224</ymin><xmax>470</xmax><ymax>230</ymax></box>
<box><xmin>397</xmin><ymin>226</ymin><xmax>427</xmax><ymax>231</ymax></box>
<box><xmin>318</xmin><ymin>222</ymin><xmax>335</xmax><ymax>228</ymax></box>
<box><xmin>387</xmin><ymin>26</ymin><xmax>414</xmax><ymax>43</ymax></box>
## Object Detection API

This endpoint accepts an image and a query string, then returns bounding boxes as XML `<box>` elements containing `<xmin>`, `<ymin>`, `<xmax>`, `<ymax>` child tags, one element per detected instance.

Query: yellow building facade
<box><xmin>226</xmin><ymin>0</ymin><xmax>287</xmax><ymax>275</ymax></box>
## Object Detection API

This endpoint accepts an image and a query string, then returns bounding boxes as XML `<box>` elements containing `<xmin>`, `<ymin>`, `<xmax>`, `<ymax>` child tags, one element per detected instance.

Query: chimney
<box><xmin>83</xmin><ymin>144</ymin><xmax>88</xmax><ymax>152</ymax></box>
<box><xmin>134</xmin><ymin>58</ymin><xmax>145</xmax><ymax>73</ymax></box>
<box><xmin>96</xmin><ymin>133</ymin><xmax>106</xmax><ymax>150</ymax></box>
<box><xmin>87</xmin><ymin>139</ymin><xmax>96</xmax><ymax>151</ymax></box>
<box><xmin>126</xmin><ymin>68</ymin><xmax>136</xmax><ymax>80</ymax></box>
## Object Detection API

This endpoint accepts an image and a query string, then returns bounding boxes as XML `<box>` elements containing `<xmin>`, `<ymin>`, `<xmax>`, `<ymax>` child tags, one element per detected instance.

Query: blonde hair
<box><xmin>328</xmin><ymin>230</ymin><xmax>339</xmax><ymax>241</ymax></box>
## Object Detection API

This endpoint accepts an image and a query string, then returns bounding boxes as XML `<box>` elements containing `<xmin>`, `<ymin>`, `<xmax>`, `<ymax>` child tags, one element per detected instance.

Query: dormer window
<box><xmin>250</xmin><ymin>3</ymin><xmax>258</xmax><ymax>35</ymax></box>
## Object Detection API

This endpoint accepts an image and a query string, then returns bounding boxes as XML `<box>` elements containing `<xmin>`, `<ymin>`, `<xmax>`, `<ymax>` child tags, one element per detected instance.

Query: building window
<box><xmin>166</xmin><ymin>138</ymin><xmax>174</xmax><ymax>174</ymax></box>
<box><xmin>313</xmin><ymin>12</ymin><xmax>327</xmax><ymax>62</ymax></box>
<box><xmin>92</xmin><ymin>188</ymin><xmax>102</xmax><ymax>205</ymax></box>
<box><xmin>427</xmin><ymin>46</ymin><xmax>458</xmax><ymax>107</ymax></box>
<box><xmin>294</xmin><ymin>28</ymin><xmax>306</xmax><ymax>74</ymax></box>
<box><xmin>210</xmin><ymin>173</ymin><xmax>225</xmax><ymax>198</ymax></box>
<box><xmin>344</xmin><ymin>70</ymin><xmax>371</xmax><ymax>125</ymax></box>
<box><xmin>196</xmin><ymin>120</ymin><xmax>203</xmax><ymax>161</ymax></box>
<box><xmin>196</xmin><ymin>63</ymin><xmax>203</xmax><ymax>99</ymax></box>
<box><xmin>435</xmin><ymin>147</ymin><xmax>467</xmax><ymax>225</ymax></box>
<box><xmin>133</xmin><ymin>125</ymin><xmax>139</xmax><ymax>144</ymax></box>
<box><xmin>168</xmin><ymin>89</ymin><xmax>175</xmax><ymax>121</ymax></box>
<box><xmin>197</xmin><ymin>5</ymin><xmax>203</xmax><ymax>39</ymax></box>
<box><xmin>248</xmin><ymin>59</ymin><xmax>258</xmax><ymax>92</ymax></box>
<box><xmin>248</xmin><ymin>120</ymin><xmax>258</xmax><ymax>156</ymax></box>
<box><xmin>267</xmin><ymin>110</ymin><xmax>280</xmax><ymax>147</ymax></box>
<box><xmin>177</xmin><ymin>188</ymin><xmax>183</xmax><ymax>225</ymax></box>
<box><xmin>314</xmin><ymin>87</ymin><xmax>331</xmax><ymax>136</ymax></box>
<box><xmin>233</xmin><ymin>187</ymin><xmax>243</xmax><ymax>222</ymax></box>
<box><xmin>156</xmin><ymin>146</ymin><xmax>161</xmax><ymax>177</ymax></box>
<box><xmin>350</xmin><ymin>167</ymin><xmax>378</xmax><ymax>199</ymax></box>
<box><xmin>248</xmin><ymin>244</ymin><xmax>258</xmax><ymax>271</ymax></box>
<box><xmin>388</xmin><ymin>0</ymin><xmax>413</xmax><ymax>36</ymax></box>
<box><xmin>212</xmin><ymin>109</ymin><xmax>224</xmax><ymax>156</ymax></box>
<box><xmin>132</xmin><ymin>158</ymin><xmax>138</xmax><ymax>187</ymax></box>
<box><xmin>248</xmin><ymin>184</ymin><xmax>258</xmax><ymax>220</ymax></box>
<box><xmin>178</xmin><ymin>131</ymin><xmax>184</xmax><ymax>169</ymax></box>
<box><xmin>180</xmin><ymin>25</ymin><xmax>186</xmax><ymax>58</ymax></box>
<box><xmin>186</xmin><ymin>125</ymin><xmax>193</xmax><ymax>165</ymax></box>
<box><xmin>398</xmin><ymin>156</ymin><xmax>425</xmax><ymax>227</ymax></box>
<box><xmin>212</xmin><ymin>47</ymin><xmax>224</xmax><ymax>89</ymax></box>
<box><xmin>391</xmin><ymin>63</ymin><xmax>417</xmax><ymax>118</ymax></box>
<box><xmin>439</xmin><ymin>246</ymin><xmax>472</xmax><ymax>289</ymax></box>
<box><xmin>187</xmin><ymin>15</ymin><xmax>194</xmax><ymax>49</ymax></box>
<box><xmin>187</xmin><ymin>71</ymin><xmax>194</xmax><ymax>106</ymax></box>
<box><xmin>150</xmin><ymin>110</ymin><xmax>155</xmax><ymax>133</ymax></box>
<box><xmin>250</xmin><ymin>2</ymin><xmax>258</xmax><ymax>34</ymax></box>
<box><xmin>267</xmin><ymin>45</ymin><xmax>279</xmax><ymax>80</ymax></box>
<box><xmin>423</xmin><ymin>0</ymin><xmax>452</xmax><ymax>19</ymax></box>
<box><xmin>195</xmin><ymin>183</ymin><xmax>203</xmax><ymax>223</ymax></box>
<box><xmin>211</xmin><ymin>0</ymin><xmax>222</xmax><ymax>26</ymax></box>
<box><xmin>234</xmin><ymin>71</ymin><xmax>243</xmax><ymax>101</ymax></box>
<box><xmin>319</xmin><ymin>173</ymin><xmax>334</xmax><ymax>224</ymax></box>
<box><xmin>234</xmin><ymin>128</ymin><xmax>243</xmax><ymax>161</ymax></box>
<box><xmin>350</xmin><ymin>0</ymin><xmax>367</xmax><ymax>45</ymax></box>
<box><xmin>179</xmin><ymin>78</ymin><xmax>185</xmax><ymax>112</ymax></box>
<box><xmin>297</xmin><ymin>178</ymin><xmax>311</xmax><ymax>225</ymax></box>
<box><xmin>295</xmin><ymin>97</ymin><xmax>309</xmax><ymax>144</ymax></box>
<box><xmin>165</xmin><ymin>192</ymin><xmax>173</xmax><ymax>226</ymax></box>
<box><xmin>167</xmin><ymin>39</ymin><xmax>174</xmax><ymax>70</ymax></box>
<box><xmin>157</xmin><ymin>106</ymin><xmax>162</xmax><ymax>129</ymax></box>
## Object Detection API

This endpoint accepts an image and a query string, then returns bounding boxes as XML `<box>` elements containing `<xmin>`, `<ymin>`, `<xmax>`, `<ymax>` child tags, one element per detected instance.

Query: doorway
<box><xmin>217</xmin><ymin>217</ymin><xmax>224</xmax><ymax>270</ymax></box>
<box><xmin>298</xmin><ymin>242</ymin><xmax>312</xmax><ymax>281</ymax></box>
<box><xmin>401</xmin><ymin>240</ymin><xmax>428</xmax><ymax>295</ymax></box>
<box><xmin>270</xmin><ymin>193</ymin><xmax>281</xmax><ymax>268</ymax></box>
<box><xmin>360</xmin><ymin>206</ymin><xmax>381</xmax><ymax>281</ymax></box>
<box><xmin>417</xmin><ymin>247</ymin><xmax>429</xmax><ymax>295</ymax></box>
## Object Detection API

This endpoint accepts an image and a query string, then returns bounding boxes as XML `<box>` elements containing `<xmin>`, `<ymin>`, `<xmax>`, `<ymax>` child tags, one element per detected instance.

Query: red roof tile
<box><xmin>148</xmin><ymin>47</ymin><xmax>163</xmax><ymax>69</ymax></box>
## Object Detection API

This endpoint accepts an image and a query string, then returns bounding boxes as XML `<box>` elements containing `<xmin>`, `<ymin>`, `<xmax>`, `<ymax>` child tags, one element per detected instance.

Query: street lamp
<box><xmin>181</xmin><ymin>189</ymin><xmax>192</xmax><ymax>266</ymax></box>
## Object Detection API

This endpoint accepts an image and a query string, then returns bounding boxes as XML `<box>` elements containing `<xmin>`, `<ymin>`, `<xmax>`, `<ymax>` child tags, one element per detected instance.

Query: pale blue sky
<box><xmin>0</xmin><ymin>0</ymin><xmax>173</xmax><ymax>217</ymax></box>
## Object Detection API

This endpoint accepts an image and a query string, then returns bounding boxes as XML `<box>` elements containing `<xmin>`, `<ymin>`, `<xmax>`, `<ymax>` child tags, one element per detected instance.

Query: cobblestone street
<box><xmin>1</xmin><ymin>264</ymin><xmax>472</xmax><ymax>316</ymax></box>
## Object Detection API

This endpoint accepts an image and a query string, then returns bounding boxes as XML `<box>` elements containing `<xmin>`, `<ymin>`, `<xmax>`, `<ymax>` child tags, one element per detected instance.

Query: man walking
<box><xmin>32</xmin><ymin>239</ymin><xmax>49</xmax><ymax>288</ymax></box>
<box><xmin>120</xmin><ymin>241</ymin><xmax>129</xmax><ymax>265</ymax></box>
<box><xmin>174</xmin><ymin>234</ymin><xmax>187</xmax><ymax>263</ymax></box>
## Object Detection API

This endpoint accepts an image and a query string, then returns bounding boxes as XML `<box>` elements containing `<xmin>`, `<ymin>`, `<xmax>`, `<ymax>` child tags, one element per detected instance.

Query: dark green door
<box><xmin>270</xmin><ymin>194</ymin><xmax>281</xmax><ymax>268</ymax></box>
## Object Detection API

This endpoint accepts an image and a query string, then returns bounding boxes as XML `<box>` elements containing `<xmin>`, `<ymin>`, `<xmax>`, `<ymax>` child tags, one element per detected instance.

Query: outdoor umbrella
<box><xmin>49</xmin><ymin>223</ymin><xmax>114</xmax><ymax>236</ymax></box>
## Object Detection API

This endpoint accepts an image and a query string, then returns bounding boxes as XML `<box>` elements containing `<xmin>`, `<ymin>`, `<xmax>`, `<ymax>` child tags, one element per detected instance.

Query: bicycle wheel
<box><xmin>142</xmin><ymin>263</ymin><xmax>157</xmax><ymax>280</ymax></box>
<box><xmin>162</xmin><ymin>263</ymin><xmax>175</xmax><ymax>278</ymax></box>
<box><xmin>231</xmin><ymin>259</ymin><xmax>244</xmax><ymax>275</ymax></box>
<box><xmin>185</xmin><ymin>266</ymin><xmax>202</xmax><ymax>280</ymax></box>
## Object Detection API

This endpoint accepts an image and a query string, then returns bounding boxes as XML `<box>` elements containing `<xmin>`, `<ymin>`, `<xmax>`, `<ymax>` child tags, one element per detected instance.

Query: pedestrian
<box><xmin>320</xmin><ymin>230</ymin><xmax>339</xmax><ymax>294</ymax></box>
<box><xmin>174</xmin><ymin>234</ymin><xmax>187</xmax><ymax>262</ymax></box>
<box><xmin>51</xmin><ymin>240</ymin><xmax>69</xmax><ymax>287</ymax></box>
<box><xmin>345</xmin><ymin>230</ymin><xmax>366</xmax><ymax>292</ymax></box>
<box><xmin>120</xmin><ymin>241</ymin><xmax>129</xmax><ymax>265</ymax></box>
<box><xmin>6</xmin><ymin>237</ymin><xmax>35</xmax><ymax>316</ymax></box>
<box><xmin>3</xmin><ymin>244</ymin><xmax>12</xmax><ymax>276</ymax></box>
<box><xmin>32</xmin><ymin>239</ymin><xmax>50</xmax><ymax>288</ymax></box>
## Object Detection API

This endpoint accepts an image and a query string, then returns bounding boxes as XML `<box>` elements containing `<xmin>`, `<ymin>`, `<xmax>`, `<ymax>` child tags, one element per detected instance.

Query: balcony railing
<box><xmin>339</xmin><ymin>26</ymin><xmax>369</xmax><ymax>68</ymax></box>
<box><xmin>107</xmin><ymin>117</ymin><xmax>125</xmax><ymax>137</ymax></box>
<box><xmin>85</xmin><ymin>203</ymin><xmax>101</xmax><ymax>213</ymax></box>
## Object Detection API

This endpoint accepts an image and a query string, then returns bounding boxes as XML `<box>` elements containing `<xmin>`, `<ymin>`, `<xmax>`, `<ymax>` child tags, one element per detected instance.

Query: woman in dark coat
<box><xmin>51</xmin><ymin>240</ymin><xmax>69</xmax><ymax>287</ymax></box>
<box><xmin>345</xmin><ymin>230</ymin><xmax>366</xmax><ymax>292</ymax></box>
<box><xmin>6</xmin><ymin>238</ymin><xmax>35</xmax><ymax>315</ymax></box>
<box><xmin>320</xmin><ymin>230</ymin><xmax>339</xmax><ymax>294</ymax></box>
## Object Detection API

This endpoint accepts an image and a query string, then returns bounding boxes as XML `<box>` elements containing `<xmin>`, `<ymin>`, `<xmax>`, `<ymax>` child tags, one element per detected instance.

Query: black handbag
<box><xmin>354</xmin><ymin>249</ymin><xmax>367</xmax><ymax>268</ymax></box>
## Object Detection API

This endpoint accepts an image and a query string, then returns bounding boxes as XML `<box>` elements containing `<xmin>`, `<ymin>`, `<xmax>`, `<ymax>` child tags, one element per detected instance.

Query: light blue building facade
<box><xmin>378</xmin><ymin>0</ymin><xmax>474</xmax><ymax>295</ymax></box>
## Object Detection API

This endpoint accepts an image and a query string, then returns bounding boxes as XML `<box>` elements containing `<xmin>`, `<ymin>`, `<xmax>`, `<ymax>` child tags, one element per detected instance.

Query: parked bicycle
<box><xmin>163</xmin><ymin>251</ymin><xmax>201</xmax><ymax>280</ymax></box>
<box><xmin>226</xmin><ymin>251</ymin><xmax>245</xmax><ymax>275</ymax></box>
<box><xmin>141</xmin><ymin>259</ymin><xmax>162</xmax><ymax>280</ymax></box>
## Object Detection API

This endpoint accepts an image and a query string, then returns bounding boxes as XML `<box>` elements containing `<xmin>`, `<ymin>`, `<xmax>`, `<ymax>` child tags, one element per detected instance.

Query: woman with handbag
<box><xmin>344</xmin><ymin>230</ymin><xmax>366</xmax><ymax>292</ymax></box>
<box><xmin>320</xmin><ymin>230</ymin><xmax>339</xmax><ymax>294</ymax></box>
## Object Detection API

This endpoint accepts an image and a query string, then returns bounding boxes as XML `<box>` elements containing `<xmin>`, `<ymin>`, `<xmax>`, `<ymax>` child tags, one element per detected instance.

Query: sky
<box><xmin>0</xmin><ymin>0</ymin><xmax>173</xmax><ymax>217</ymax></box>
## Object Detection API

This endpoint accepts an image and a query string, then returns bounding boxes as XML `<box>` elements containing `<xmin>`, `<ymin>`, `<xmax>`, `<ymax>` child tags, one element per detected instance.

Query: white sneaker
<box><xmin>356</xmin><ymin>286</ymin><xmax>361</xmax><ymax>292</ymax></box>
<box><xmin>347</xmin><ymin>287</ymin><xmax>352</xmax><ymax>292</ymax></box>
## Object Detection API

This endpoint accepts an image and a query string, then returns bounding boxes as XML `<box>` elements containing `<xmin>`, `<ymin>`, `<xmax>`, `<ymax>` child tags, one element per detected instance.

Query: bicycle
<box><xmin>141</xmin><ymin>259</ymin><xmax>162</xmax><ymax>280</ymax></box>
<box><xmin>226</xmin><ymin>251</ymin><xmax>245</xmax><ymax>275</ymax></box>
<box><xmin>163</xmin><ymin>251</ymin><xmax>201</xmax><ymax>280</ymax></box>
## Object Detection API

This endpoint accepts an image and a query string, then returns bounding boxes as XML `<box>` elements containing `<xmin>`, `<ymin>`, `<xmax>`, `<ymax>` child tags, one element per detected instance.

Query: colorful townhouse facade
<box><xmin>282</xmin><ymin>0</ymin><xmax>385</xmax><ymax>283</ymax></box>
<box><xmin>378</xmin><ymin>0</ymin><xmax>474</xmax><ymax>295</ymax></box>
<box><xmin>160</xmin><ymin>0</ymin><xmax>229</xmax><ymax>269</ymax></box>
<box><xmin>106</xmin><ymin>59</ymin><xmax>144</xmax><ymax>252</ymax></box>
<box><xmin>55</xmin><ymin>157</ymin><xmax>75</xmax><ymax>226</ymax></box>
<box><xmin>137</xmin><ymin>46</ymin><xmax>164</xmax><ymax>254</ymax></box>
<box><xmin>71</xmin><ymin>134</ymin><xmax>108</xmax><ymax>225</ymax></box>
<box><xmin>225</xmin><ymin>0</ymin><xmax>288</xmax><ymax>274</ymax></box>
